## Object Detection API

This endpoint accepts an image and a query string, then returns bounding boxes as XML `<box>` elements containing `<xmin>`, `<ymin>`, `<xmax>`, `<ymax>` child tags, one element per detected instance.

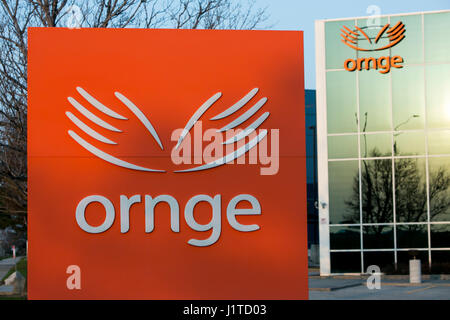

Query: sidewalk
<box><xmin>309</xmin><ymin>273</ymin><xmax>450</xmax><ymax>300</ymax></box>
<box><xmin>0</xmin><ymin>257</ymin><xmax>22</xmax><ymax>264</ymax></box>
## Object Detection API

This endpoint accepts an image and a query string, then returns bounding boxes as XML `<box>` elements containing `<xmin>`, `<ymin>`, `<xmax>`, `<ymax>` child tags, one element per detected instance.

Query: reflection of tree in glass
<box><xmin>429</xmin><ymin>167</ymin><xmax>450</xmax><ymax>221</ymax></box>
<box><xmin>345</xmin><ymin>147</ymin><xmax>450</xmax><ymax>236</ymax></box>
<box><xmin>345</xmin><ymin>148</ymin><xmax>392</xmax><ymax>232</ymax></box>
<box><xmin>395</xmin><ymin>158</ymin><xmax>427</xmax><ymax>223</ymax></box>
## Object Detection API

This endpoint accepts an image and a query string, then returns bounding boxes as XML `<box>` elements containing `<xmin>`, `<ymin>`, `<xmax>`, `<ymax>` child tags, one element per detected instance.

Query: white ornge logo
<box><xmin>66</xmin><ymin>87</ymin><xmax>279</xmax><ymax>175</ymax></box>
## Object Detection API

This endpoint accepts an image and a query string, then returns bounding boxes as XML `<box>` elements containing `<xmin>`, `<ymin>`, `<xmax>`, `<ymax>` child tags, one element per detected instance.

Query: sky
<box><xmin>254</xmin><ymin>0</ymin><xmax>450</xmax><ymax>89</ymax></box>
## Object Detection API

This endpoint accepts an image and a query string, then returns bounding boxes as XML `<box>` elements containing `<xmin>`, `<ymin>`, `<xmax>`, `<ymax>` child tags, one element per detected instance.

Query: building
<box><xmin>305</xmin><ymin>89</ymin><xmax>319</xmax><ymax>252</ymax></box>
<box><xmin>315</xmin><ymin>10</ymin><xmax>450</xmax><ymax>275</ymax></box>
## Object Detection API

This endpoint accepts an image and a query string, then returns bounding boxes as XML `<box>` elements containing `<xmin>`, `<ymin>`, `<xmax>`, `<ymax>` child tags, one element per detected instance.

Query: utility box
<box><xmin>409</xmin><ymin>259</ymin><xmax>422</xmax><ymax>284</ymax></box>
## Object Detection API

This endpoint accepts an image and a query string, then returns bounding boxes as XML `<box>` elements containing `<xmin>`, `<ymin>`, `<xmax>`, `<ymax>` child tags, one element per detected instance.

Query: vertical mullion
<box><xmin>388</xmin><ymin>15</ymin><xmax>398</xmax><ymax>269</ymax></box>
<box><xmin>315</xmin><ymin>20</ymin><xmax>331</xmax><ymax>275</ymax></box>
<box><xmin>355</xmin><ymin>18</ymin><xmax>364</xmax><ymax>274</ymax></box>
<box><xmin>422</xmin><ymin>13</ymin><xmax>432</xmax><ymax>269</ymax></box>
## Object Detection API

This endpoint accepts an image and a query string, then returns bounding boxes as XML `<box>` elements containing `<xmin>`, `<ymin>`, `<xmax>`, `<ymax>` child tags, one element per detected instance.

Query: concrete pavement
<box><xmin>0</xmin><ymin>257</ymin><xmax>22</xmax><ymax>265</ymax></box>
<box><xmin>309</xmin><ymin>278</ymin><xmax>450</xmax><ymax>300</ymax></box>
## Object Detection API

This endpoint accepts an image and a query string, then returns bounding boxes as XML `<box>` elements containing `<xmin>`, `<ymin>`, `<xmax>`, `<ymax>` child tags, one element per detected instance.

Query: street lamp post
<box><xmin>394</xmin><ymin>115</ymin><xmax>420</xmax><ymax>154</ymax></box>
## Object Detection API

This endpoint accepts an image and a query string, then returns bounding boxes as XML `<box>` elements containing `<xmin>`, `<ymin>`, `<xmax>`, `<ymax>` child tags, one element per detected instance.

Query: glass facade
<box><xmin>319</xmin><ymin>10</ymin><xmax>450</xmax><ymax>274</ymax></box>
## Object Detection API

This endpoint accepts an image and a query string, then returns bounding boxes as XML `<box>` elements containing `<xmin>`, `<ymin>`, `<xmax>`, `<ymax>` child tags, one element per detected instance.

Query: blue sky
<box><xmin>254</xmin><ymin>0</ymin><xmax>449</xmax><ymax>89</ymax></box>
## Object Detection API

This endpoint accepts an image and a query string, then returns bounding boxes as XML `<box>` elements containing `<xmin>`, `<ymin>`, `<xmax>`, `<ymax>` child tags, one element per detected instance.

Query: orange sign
<box><xmin>341</xmin><ymin>21</ymin><xmax>405</xmax><ymax>73</ymax></box>
<box><xmin>28</xmin><ymin>28</ymin><xmax>308</xmax><ymax>299</ymax></box>
<box><xmin>344</xmin><ymin>55</ymin><xmax>403</xmax><ymax>74</ymax></box>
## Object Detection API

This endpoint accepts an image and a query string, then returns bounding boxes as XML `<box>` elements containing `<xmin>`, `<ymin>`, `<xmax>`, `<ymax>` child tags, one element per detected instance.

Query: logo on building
<box><xmin>341</xmin><ymin>21</ymin><xmax>405</xmax><ymax>51</ymax></box>
<box><xmin>341</xmin><ymin>21</ymin><xmax>406</xmax><ymax>73</ymax></box>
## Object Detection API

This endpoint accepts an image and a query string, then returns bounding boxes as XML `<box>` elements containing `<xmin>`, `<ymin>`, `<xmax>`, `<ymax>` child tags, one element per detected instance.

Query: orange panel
<box><xmin>28</xmin><ymin>28</ymin><xmax>307</xmax><ymax>299</ymax></box>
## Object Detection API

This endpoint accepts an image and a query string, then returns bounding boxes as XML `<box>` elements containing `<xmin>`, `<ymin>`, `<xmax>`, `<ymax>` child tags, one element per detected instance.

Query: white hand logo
<box><xmin>174</xmin><ymin>88</ymin><xmax>269</xmax><ymax>172</ymax></box>
<box><xmin>66</xmin><ymin>87</ymin><xmax>165</xmax><ymax>172</ymax></box>
<box><xmin>66</xmin><ymin>87</ymin><xmax>270</xmax><ymax>173</ymax></box>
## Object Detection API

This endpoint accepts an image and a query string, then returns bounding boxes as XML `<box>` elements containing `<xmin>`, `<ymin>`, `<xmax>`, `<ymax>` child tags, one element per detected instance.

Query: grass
<box><xmin>0</xmin><ymin>296</ymin><xmax>27</xmax><ymax>300</ymax></box>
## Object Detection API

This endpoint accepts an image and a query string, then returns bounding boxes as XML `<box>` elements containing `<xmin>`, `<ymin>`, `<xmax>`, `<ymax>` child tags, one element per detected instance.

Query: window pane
<box><xmin>431</xmin><ymin>251</ymin><xmax>450</xmax><ymax>274</ymax></box>
<box><xmin>361</xmin><ymin>133</ymin><xmax>392</xmax><ymax>158</ymax></box>
<box><xmin>361</xmin><ymin>159</ymin><xmax>393</xmax><ymax>223</ymax></box>
<box><xmin>306</xmin><ymin>134</ymin><xmax>315</xmax><ymax>157</ymax></box>
<box><xmin>306</xmin><ymin>157</ymin><xmax>316</xmax><ymax>179</ymax></box>
<box><xmin>424</xmin><ymin>12</ymin><xmax>450</xmax><ymax>63</ymax></box>
<box><xmin>359</xmin><ymin>71</ymin><xmax>391</xmax><ymax>132</ymax></box>
<box><xmin>325</xmin><ymin>20</ymin><xmax>356</xmax><ymax>70</ymax></box>
<box><xmin>397</xmin><ymin>224</ymin><xmax>428</xmax><ymax>248</ymax></box>
<box><xmin>330</xmin><ymin>226</ymin><xmax>361</xmax><ymax>250</ymax></box>
<box><xmin>428</xmin><ymin>130</ymin><xmax>450</xmax><ymax>155</ymax></box>
<box><xmin>394</xmin><ymin>131</ymin><xmax>425</xmax><ymax>156</ymax></box>
<box><xmin>363</xmin><ymin>226</ymin><xmax>394</xmax><ymax>249</ymax></box>
<box><xmin>364</xmin><ymin>251</ymin><xmax>395</xmax><ymax>274</ymax></box>
<box><xmin>430</xmin><ymin>224</ymin><xmax>450</xmax><ymax>248</ymax></box>
<box><xmin>331</xmin><ymin>252</ymin><xmax>361</xmax><ymax>273</ymax></box>
<box><xmin>426</xmin><ymin>64</ymin><xmax>450</xmax><ymax>129</ymax></box>
<box><xmin>429</xmin><ymin>157</ymin><xmax>450</xmax><ymax>222</ymax></box>
<box><xmin>306</xmin><ymin>157</ymin><xmax>315</xmax><ymax>184</ymax></box>
<box><xmin>392</xmin><ymin>66</ymin><xmax>425</xmax><ymax>131</ymax></box>
<box><xmin>329</xmin><ymin>161</ymin><xmax>359</xmax><ymax>224</ymax></box>
<box><xmin>326</xmin><ymin>71</ymin><xmax>357</xmax><ymax>133</ymax></box>
<box><xmin>328</xmin><ymin>135</ymin><xmax>358</xmax><ymax>159</ymax></box>
<box><xmin>391</xmin><ymin>15</ymin><xmax>423</xmax><ymax>64</ymax></box>
<box><xmin>395</xmin><ymin>158</ymin><xmax>427</xmax><ymax>222</ymax></box>
<box><xmin>397</xmin><ymin>251</ymin><xmax>429</xmax><ymax>274</ymax></box>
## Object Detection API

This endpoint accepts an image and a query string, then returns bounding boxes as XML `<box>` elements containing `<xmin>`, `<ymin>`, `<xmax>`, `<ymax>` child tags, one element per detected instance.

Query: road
<box><xmin>0</xmin><ymin>257</ymin><xmax>21</xmax><ymax>280</ymax></box>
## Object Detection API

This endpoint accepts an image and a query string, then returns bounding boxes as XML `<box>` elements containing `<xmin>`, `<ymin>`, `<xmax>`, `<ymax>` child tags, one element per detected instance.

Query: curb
<box><xmin>381</xmin><ymin>282</ymin><xmax>450</xmax><ymax>287</ymax></box>
<box><xmin>309</xmin><ymin>274</ymin><xmax>450</xmax><ymax>280</ymax></box>
<box><xmin>309</xmin><ymin>282</ymin><xmax>362</xmax><ymax>292</ymax></box>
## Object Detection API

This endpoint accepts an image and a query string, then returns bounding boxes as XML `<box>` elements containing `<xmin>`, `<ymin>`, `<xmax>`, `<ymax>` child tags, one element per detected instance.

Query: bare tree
<box><xmin>0</xmin><ymin>0</ymin><xmax>269</xmax><ymax>229</ymax></box>
<box><xmin>345</xmin><ymin>147</ymin><xmax>450</xmax><ymax>236</ymax></box>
